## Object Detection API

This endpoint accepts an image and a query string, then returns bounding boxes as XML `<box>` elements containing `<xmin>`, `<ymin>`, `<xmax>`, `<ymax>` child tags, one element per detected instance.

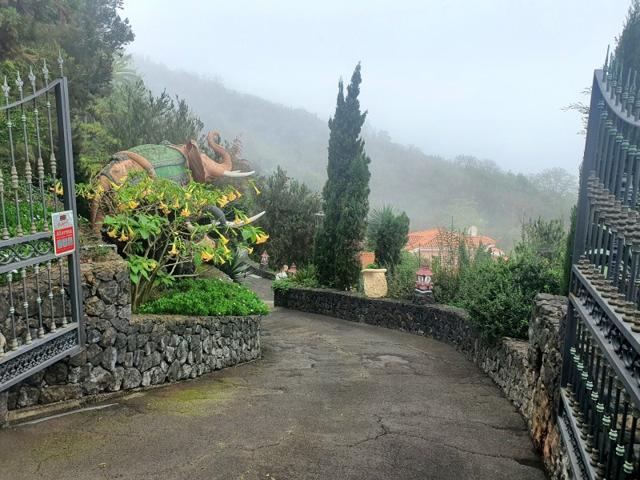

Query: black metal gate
<box><xmin>0</xmin><ymin>58</ymin><xmax>84</xmax><ymax>392</ymax></box>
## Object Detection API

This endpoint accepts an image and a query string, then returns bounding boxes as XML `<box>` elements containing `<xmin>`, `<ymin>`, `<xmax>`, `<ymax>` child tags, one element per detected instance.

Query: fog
<box><xmin>122</xmin><ymin>0</ymin><xmax>629</xmax><ymax>175</ymax></box>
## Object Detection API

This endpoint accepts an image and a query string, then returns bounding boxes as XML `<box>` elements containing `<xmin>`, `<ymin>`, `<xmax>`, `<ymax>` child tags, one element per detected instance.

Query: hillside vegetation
<box><xmin>135</xmin><ymin>58</ymin><xmax>576</xmax><ymax>248</ymax></box>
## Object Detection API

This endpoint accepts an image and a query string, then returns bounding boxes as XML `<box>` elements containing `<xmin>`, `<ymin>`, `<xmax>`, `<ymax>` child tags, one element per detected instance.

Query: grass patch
<box><xmin>138</xmin><ymin>278</ymin><xmax>269</xmax><ymax>316</ymax></box>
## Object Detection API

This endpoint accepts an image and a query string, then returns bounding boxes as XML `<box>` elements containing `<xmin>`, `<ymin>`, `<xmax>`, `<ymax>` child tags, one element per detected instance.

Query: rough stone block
<box><xmin>40</xmin><ymin>385</ymin><xmax>82</xmax><ymax>404</ymax></box>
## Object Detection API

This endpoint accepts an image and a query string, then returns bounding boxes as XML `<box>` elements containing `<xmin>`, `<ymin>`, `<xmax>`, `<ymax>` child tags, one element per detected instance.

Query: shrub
<box><xmin>272</xmin><ymin>264</ymin><xmax>319</xmax><ymax>292</ymax></box>
<box><xmin>80</xmin><ymin>174</ymin><xmax>268</xmax><ymax>308</ymax></box>
<box><xmin>291</xmin><ymin>264</ymin><xmax>320</xmax><ymax>288</ymax></box>
<box><xmin>456</xmin><ymin>257</ymin><xmax>531</xmax><ymax>340</ymax></box>
<box><xmin>138</xmin><ymin>278</ymin><xmax>269</xmax><ymax>316</ymax></box>
<box><xmin>453</xmin><ymin>243</ymin><xmax>563</xmax><ymax>340</ymax></box>
<box><xmin>367</xmin><ymin>205</ymin><xmax>410</xmax><ymax>273</ymax></box>
<box><xmin>429</xmin><ymin>218</ymin><xmax>566</xmax><ymax>340</ymax></box>
<box><xmin>386</xmin><ymin>251</ymin><xmax>420</xmax><ymax>300</ymax></box>
<box><xmin>253</xmin><ymin>166</ymin><xmax>321</xmax><ymax>269</ymax></box>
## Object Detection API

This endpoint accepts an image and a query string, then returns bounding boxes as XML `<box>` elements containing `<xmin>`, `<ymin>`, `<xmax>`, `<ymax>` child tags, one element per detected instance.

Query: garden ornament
<box><xmin>91</xmin><ymin>130</ymin><xmax>264</xmax><ymax>229</ymax></box>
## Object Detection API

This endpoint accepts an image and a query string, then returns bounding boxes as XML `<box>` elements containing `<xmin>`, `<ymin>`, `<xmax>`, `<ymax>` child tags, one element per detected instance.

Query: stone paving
<box><xmin>0</xmin><ymin>279</ymin><xmax>545</xmax><ymax>480</ymax></box>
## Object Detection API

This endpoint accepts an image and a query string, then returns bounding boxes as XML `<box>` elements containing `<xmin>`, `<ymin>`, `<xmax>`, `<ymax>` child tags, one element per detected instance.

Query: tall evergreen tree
<box><xmin>314</xmin><ymin>63</ymin><xmax>371</xmax><ymax>289</ymax></box>
<box><xmin>616</xmin><ymin>0</ymin><xmax>640</xmax><ymax>73</ymax></box>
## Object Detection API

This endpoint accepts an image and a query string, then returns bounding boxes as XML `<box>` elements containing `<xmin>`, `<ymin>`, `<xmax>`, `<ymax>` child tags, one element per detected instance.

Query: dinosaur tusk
<box><xmin>222</xmin><ymin>170</ymin><xmax>255</xmax><ymax>178</ymax></box>
<box><xmin>221</xmin><ymin>211</ymin><xmax>266</xmax><ymax>228</ymax></box>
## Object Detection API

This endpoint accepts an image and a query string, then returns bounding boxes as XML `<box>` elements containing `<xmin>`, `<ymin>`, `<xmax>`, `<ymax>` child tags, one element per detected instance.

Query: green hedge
<box><xmin>138</xmin><ymin>278</ymin><xmax>269</xmax><ymax>316</ymax></box>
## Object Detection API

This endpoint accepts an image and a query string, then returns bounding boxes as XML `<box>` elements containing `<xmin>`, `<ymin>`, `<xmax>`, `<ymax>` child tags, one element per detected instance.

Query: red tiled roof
<box><xmin>406</xmin><ymin>228</ymin><xmax>503</xmax><ymax>256</ymax></box>
<box><xmin>406</xmin><ymin>229</ymin><xmax>441</xmax><ymax>250</ymax></box>
<box><xmin>359</xmin><ymin>251</ymin><xmax>376</xmax><ymax>268</ymax></box>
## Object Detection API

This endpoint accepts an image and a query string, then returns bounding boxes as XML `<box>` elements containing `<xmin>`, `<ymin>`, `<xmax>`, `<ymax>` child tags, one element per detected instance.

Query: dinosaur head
<box><xmin>185</xmin><ymin>131</ymin><xmax>255</xmax><ymax>183</ymax></box>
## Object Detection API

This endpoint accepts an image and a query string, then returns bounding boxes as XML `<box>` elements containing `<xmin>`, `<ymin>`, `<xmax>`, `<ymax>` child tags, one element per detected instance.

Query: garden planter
<box><xmin>361</xmin><ymin>268</ymin><xmax>388</xmax><ymax>298</ymax></box>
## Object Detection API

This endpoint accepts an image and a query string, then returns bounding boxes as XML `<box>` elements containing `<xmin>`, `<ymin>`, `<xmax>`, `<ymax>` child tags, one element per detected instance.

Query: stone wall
<box><xmin>274</xmin><ymin>287</ymin><xmax>570</xmax><ymax>479</ymax></box>
<box><xmin>2</xmin><ymin>254</ymin><xmax>261</xmax><ymax>420</ymax></box>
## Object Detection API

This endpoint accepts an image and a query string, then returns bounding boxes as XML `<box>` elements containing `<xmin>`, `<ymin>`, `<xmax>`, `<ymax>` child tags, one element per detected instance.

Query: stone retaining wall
<box><xmin>274</xmin><ymin>287</ymin><xmax>570</xmax><ymax>479</ymax></box>
<box><xmin>2</xmin><ymin>254</ymin><xmax>261</xmax><ymax>421</ymax></box>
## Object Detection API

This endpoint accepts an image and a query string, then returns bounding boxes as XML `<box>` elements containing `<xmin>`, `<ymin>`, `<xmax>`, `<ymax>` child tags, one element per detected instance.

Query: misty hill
<box><xmin>134</xmin><ymin>58</ymin><xmax>576</xmax><ymax>248</ymax></box>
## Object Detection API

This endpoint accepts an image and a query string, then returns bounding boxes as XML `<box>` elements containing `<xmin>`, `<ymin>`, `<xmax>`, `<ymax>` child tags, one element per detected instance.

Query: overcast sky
<box><xmin>122</xmin><ymin>0</ymin><xmax>631</xmax><ymax>175</ymax></box>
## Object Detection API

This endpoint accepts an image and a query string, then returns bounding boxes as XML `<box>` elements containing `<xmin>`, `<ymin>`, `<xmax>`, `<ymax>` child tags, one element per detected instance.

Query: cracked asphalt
<box><xmin>0</xmin><ymin>298</ymin><xmax>545</xmax><ymax>479</ymax></box>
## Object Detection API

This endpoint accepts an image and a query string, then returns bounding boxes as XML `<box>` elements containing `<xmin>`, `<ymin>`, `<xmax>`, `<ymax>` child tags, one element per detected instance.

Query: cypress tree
<box><xmin>314</xmin><ymin>63</ymin><xmax>371</xmax><ymax>290</ymax></box>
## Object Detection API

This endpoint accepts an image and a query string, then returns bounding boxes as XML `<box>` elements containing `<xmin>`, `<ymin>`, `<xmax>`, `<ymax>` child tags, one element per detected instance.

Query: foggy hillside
<box><xmin>134</xmin><ymin>57</ymin><xmax>576</xmax><ymax>248</ymax></box>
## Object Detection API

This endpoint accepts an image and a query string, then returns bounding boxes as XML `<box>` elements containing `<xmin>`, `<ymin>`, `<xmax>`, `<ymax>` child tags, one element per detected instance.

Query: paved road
<box><xmin>0</xmin><ymin>306</ymin><xmax>544</xmax><ymax>480</ymax></box>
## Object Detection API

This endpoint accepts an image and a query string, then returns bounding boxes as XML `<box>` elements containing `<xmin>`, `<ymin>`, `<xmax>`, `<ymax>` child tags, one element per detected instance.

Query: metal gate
<box><xmin>0</xmin><ymin>58</ymin><xmax>84</xmax><ymax>392</ymax></box>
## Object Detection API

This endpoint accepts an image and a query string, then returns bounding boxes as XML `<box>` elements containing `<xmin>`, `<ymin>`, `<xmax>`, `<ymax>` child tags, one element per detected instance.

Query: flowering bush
<box><xmin>78</xmin><ymin>174</ymin><xmax>268</xmax><ymax>308</ymax></box>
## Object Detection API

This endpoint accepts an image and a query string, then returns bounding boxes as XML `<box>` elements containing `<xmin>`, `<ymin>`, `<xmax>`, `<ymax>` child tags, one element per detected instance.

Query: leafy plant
<box><xmin>253</xmin><ymin>166</ymin><xmax>321</xmax><ymax>269</ymax></box>
<box><xmin>138</xmin><ymin>278</ymin><xmax>269</xmax><ymax>316</ymax></box>
<box><xmin>272</xmin><ymin>278</ymin><xmax>293</xmax><ymax>293</ymax></box>
<box><xmin>218</xmin><ymin>247</ymin><xmax>251</xmax><ymax>282</ymax></box>
<box><xmin>272</xmin><ymin>264</ymin><xmax>319</xmax><ymax>291</ymax></box>
<box><xmin>291</xmin><ymin>264</ymin><xmax>319</xmax><ymax>288</ymax></box>
<box><xmin>80</xmin><ymin>174</ymin><xmax>267</xmax><ymax>308</ymax></box>
<box><xmin>456</xmin><ymin>257</ymin><xmax>531</xmax><ymax>340</ymax></box>
<box><xmin>367</xmin><ymin>205</ymin><xmax>410</xmax><ymax>273</ymax></box>
<box><xmin>386</xmin><ymin>252</ymin><xmax>420</xmax><ymax>300</ymax></box>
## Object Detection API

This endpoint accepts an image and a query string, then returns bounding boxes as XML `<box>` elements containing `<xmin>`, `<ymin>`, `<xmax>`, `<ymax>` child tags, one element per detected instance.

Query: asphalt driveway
<box><xmin>0</xmin><ymin>306</ymin><xmax>544</xmax><ymax>479</ymax></box>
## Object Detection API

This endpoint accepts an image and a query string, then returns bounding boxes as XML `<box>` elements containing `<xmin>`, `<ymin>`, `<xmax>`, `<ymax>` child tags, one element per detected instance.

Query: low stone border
<box><xmin>1</xmin><ymin>255</ymin><xmax>262</xmax><ymax>423</ymax></box>
<box><xmin>274</xmin><ymin>287</ymin><xmax>570</xmax><ymax>479</ymax></box>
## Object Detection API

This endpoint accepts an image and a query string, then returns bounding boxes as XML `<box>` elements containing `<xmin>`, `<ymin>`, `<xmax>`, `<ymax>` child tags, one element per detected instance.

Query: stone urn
<box><xmin>361</xmin><ymin>268</ymin><xmax>388</xmax><ymax>298</ymax></box>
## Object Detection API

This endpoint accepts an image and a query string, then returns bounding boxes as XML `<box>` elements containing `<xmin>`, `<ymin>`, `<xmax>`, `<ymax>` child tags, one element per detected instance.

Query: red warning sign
<box><xmin>52</xmin><ymin>210</ymin><xmax>76</xmax><ymax>256</ymax></box>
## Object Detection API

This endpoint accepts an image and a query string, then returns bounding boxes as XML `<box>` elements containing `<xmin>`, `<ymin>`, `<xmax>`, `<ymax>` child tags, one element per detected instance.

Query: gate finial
<box><xmin>42</xmin><ymin>59</ymin><xmax>50</xmax><ymax>85</ymax></box>
<box><xmin>1</xmin><ymin>76</ymin><xmax>9</xmax><ymax>101</ymax></box>
<box><xmin>57</xmin><ymin>48</ymin><xmax>64</xmax><ymax>77</ymax></box>
<box><xmin>15</xmin><ymin>72</ymin><xmax>23</xmax><ymax>100</ymax></box>
<box><xmin>28</xmin><ymin>66</ymin><xmax>36</xmax><ymax>92</ymax></box>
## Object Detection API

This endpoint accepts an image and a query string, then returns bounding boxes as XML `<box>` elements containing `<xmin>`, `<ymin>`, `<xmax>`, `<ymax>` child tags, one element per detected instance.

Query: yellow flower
<box><xmin>222</xmin><ymin>243</ymin><xmax>231</xmax><ymax>255</ymax></box>
<box><xmin>159</xmin><ymin>201</ymin><xmax>170</xmax><ymax>215</ymax></box>
<box><xmin>255</xmin><ymin>233</ymin><xmax>269</xmax><ymax>245</ymax></box>
<box><xmin>217</xmin><ymin>195</ymin><xmax>229</xmax><ymax>207</ymax></box>
<box><xmin>200</xmin><ymin>250</ymin><xmax>214</xmax><ymax>262</ymax></box>
<box><xmin>252</xmin><ymin>183</ymin><xmax>261</xmax><ymax>196</ymax></box>
<box><xmin>219</xmin><ymin>235</ymin><xmax>229</xmax><ymax>245</ymax></box>
<box><xmin>128</xmin><ymin>200</ymin><xmax>139</xmax><ymax>209</ymax></box>
<box><xmin>247</xmin><ymin>247</ymin><xmax>254</xmax><ymax>254</ymax></box>
<box><xmin>227</xmin><ymin>192</ymin><xmax>237</xmax><ymax>201</ymax></box>
<box><xmin>235</xmin><ymin>190</ymin><xmax>242</xmax><ymax>198</ymax></box>
<box><xmin>54</xmin><ymin>182</ymin><xmax>64</xmax><ymax>196</ymax></box>
<box><xmin>119</xmin><ymin>232</ymin><xmax>128</xmax><ymax>242</ymax></box>
<box><xmin>233</xmin><ymin>215</ymin><xmax>242</xmax><ymax>225</ymax></box>
<box><xmin>169</xmin><ymin>242</ymin><xmax>179</xmax><ymax>256</ymax></box>
<box><xmin>107</xmin><ymin>228</ymin><xmax>118</xmax><ymax>238</ymax></box>
<box><xmin>181</xmin><ymin>206</ymin><xmax>191</xmax><ymax>217</ymax></box>
<box><xmin>173</xmin><ymin>199</ymin><xmax>180</xmax><ymax>209</ymax></box>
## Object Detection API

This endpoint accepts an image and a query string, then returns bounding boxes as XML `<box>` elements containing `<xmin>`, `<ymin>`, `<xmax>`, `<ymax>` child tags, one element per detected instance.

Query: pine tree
<box><xmin>314</xmin><ymin>63</ymin><xmax>371</xmax><ymax>289</ymax></box>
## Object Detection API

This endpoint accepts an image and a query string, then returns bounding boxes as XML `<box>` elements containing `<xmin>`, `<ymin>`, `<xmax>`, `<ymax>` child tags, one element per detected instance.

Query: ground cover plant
<box><xmin>138</xmin><ymin>278</ymin><xmax>269</xmax><ymax>316</ymax></box>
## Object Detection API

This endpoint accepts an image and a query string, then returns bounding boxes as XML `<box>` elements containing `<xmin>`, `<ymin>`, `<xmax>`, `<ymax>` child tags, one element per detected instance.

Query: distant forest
<box><xmin>135</xmin><ymin>57</ymin><xmax>577</xmax><ymax>248</ymax></box>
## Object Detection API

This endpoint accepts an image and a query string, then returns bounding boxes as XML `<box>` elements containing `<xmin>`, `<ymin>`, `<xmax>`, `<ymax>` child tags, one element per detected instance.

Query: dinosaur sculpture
<box><xmin>91</xmin><ymin>130</ymin><xmax>264</xmax><ymax>229</ymax></box>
